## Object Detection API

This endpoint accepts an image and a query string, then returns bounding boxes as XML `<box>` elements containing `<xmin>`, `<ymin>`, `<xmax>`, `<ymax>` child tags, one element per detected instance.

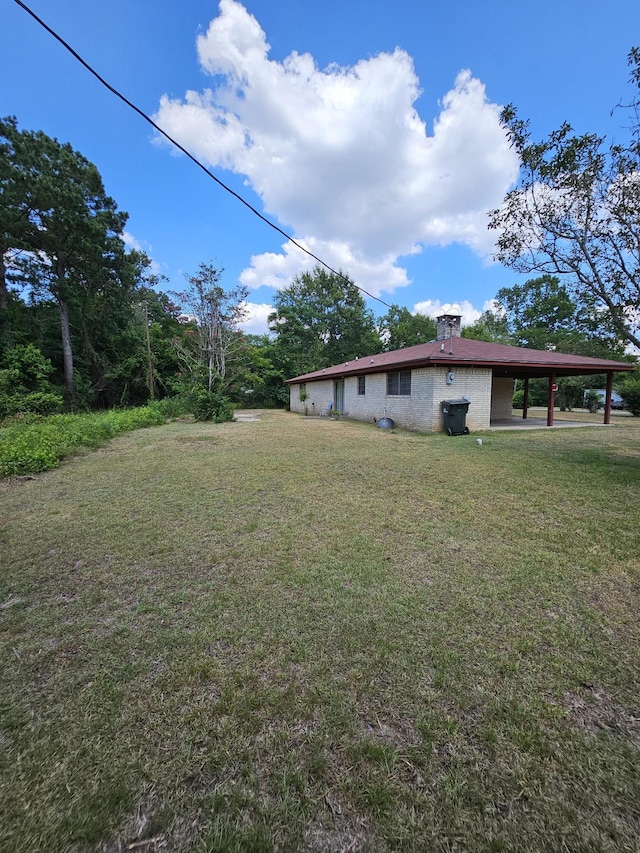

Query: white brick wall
<box><xmin>490</xmin><ymin>377</ymin><xmax>515</xmax><ymax>420</ymax></box>
<box><xmin>290</xmin><ymin>379</ymin><xmax>334</xmax><ymax>416</ymax></box>
<box><xmin>290</xmin><ymin>365</ymin><xmax>495</xmax><ymax>432</ymax></box>
<box><xmin>431</xmin><ymin>366</ymin><xmax>492</xmax><ymax>431</ymax></box>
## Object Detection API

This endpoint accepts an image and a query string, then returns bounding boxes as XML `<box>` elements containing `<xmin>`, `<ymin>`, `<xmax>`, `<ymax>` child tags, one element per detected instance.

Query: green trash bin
<box><xmin>441</xmin><ymin>398</ymin><xmax>470</xmax><ymax>436</ymax></box>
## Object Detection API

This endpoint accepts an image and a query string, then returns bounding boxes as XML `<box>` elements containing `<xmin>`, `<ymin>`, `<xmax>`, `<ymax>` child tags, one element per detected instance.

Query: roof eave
<box><xmin>287</xmin><ymin>356</ymin><xmax>635</xmax><ymax>383</ymax></box>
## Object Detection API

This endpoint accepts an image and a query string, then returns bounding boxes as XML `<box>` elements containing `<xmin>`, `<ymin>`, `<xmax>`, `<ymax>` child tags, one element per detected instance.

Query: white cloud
<box><xmin>154</xmin><ymin>0</ymin><xmax>519</xmax><ymax>296</ymax></box>
<box><xmin>482</xmin><ymin>298</ymin><xmax>505</xmax><ymax>315</ymax></box>
<box><xmin>238</xmin><ymin>301</ymin><xmax>273</xmax><ymax>335</ymax></box>
<box><xmin>122</xmin><ymin>230</ymin><xmax>143</xmax><ymax>251</ymax></box>
<box><xmin>412</xmin><ymin>298</ymin><xmax>484</xmax><ymax>327</ymax></box>
<box><xmin>238</xmin><ymin>236</ymin><xmax>413</xmax><ymax>295</ymax></box>
<box><xmin>122</xmin><ymin>231</ymin><xmax>162</xmax><ymax>275</ymax></box>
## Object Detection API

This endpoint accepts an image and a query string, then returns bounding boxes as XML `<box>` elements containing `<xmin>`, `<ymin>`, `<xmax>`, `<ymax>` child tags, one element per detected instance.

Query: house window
<box><xmin>387</xmin><ymin>370</ymin><xmax>411</xmax><ymax>396</ymax></box>
<box><xmin>298</xmin><ymin>383</ymin><xmax>307</xmax><ymax>400</ymax></box>
<box><xmin>357</xmin><ymin>375</ymin><xmax>366</xmax><ymax>395</ymax></box>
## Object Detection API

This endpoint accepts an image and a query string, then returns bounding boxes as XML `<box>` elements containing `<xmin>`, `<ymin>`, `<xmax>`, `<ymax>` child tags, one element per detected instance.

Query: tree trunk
<box><xmin>0</xmin><ymin>255</ymin><xmax>12</xmax><ymax>347</ymax></box>
<box><xmin>208</xmin><ymin>350</ymin><xmax>214</xmax><ymax>392</ymax></box>
<box><xmin>144</xmin><ymin>304</ymin><xmax>155</xmax><ymax>400</ymax></box>
<box><xmin>208</xmin><ymin>320</ymin><xmax>217</xmax><ymax>392</ymax></box>
<box><xmin>59</xmin><ymin>298</ymin><xmax>74</xmax><ymax>397</ymax></box>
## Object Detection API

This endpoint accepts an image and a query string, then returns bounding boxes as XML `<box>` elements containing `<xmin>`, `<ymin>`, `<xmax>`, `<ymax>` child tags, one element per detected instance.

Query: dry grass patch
<box><xmin>1</xmin><ymin>411</ymin><xmax>639</xmax><ymax>851</ymax></box>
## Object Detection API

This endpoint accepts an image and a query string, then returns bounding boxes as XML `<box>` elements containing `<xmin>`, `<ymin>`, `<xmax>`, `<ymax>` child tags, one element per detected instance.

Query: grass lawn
<box><xmin>1</xmin><ymin>411</ymin><xmax>639</xmax><ymax>852</ymax></box>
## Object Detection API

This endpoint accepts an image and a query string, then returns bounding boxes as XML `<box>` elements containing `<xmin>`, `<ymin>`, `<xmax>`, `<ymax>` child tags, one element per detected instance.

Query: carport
<box><xmin>489</xmin><ymin>349</ymin><xmax>635</xmax><ymax>427</ymax></box>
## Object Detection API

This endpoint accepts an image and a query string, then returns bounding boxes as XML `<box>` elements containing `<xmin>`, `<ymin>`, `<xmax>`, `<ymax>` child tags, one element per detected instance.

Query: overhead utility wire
<box><xmin>12</xmin><ymin>0</ymin><xmax>392</xmax><ymax>310</ymax></box>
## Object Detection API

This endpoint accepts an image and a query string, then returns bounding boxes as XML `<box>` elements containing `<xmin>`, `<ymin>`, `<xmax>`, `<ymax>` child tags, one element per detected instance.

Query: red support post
<box><xmin>523</xmin><ymin>377</ymin><xmax>529</xmax><ymax>419</ymax></box>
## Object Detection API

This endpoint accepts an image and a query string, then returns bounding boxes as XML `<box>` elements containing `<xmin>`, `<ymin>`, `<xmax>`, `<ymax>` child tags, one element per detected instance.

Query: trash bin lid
<box><xmin>441</xmin><ymin>398</ymin><xmax>471</xmax><ymax>408</ymax></box>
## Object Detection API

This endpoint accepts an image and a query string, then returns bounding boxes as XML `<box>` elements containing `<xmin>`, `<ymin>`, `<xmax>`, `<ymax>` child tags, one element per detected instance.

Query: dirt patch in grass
<box><xmin>563</xmin><ymin>686</ymin><xmax>640</xmax><ymax>740</ymax></box>
<box><xmin>303</xmin><ymin>816</ymin><xmax>371</xmax><ymax>853</ymax></box>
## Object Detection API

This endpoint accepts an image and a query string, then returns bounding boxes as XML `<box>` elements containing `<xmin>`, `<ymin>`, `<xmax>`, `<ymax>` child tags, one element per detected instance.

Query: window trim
<box><xmin>357</xmin><ymin>375</ymin><xmax>366</xmax><ymax>396</ymax></box>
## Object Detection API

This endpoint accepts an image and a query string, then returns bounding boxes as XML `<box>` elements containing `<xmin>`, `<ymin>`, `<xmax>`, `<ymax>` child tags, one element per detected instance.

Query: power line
<box><xmin>11</xmin><ymin>0</ymin><xmax>393</xmax><ymax>310</ymax></box>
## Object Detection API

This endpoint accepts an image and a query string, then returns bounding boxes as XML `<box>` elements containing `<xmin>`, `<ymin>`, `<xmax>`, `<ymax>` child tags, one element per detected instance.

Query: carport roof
<box><xmin>287</xmin><ymin>338</ymin><xmax>636</xmax><ymax>383</ymax></box>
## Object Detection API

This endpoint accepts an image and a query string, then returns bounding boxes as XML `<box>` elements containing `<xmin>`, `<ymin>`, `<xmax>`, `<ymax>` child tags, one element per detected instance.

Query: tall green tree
<box><xmin>269</xmin><ymin>266</ymin><xmax>381</xmax><ymax>376</ymax></box>
<box><xmin>377</xmin><ymin>304</ymin><xmax>436</xmax><ymax>351</ymax></box>
<box><xmin>1</xmin><ymin>116</ymin><xmax>148</xmax><ymax>401</ymax></box>
<box><xmin>0</xmin><ymin>116</ymin><xmax>37</xmax><ymax>348</ymax></box>
<box><xmin>489</xmin><ymin>49</ymin><xmax>640</xmax><ymax>350</ymax></box>
<box><xmin>495</xmin><ymin>275</ymin><xmax>576</xmax><ymax>349</ymax></box>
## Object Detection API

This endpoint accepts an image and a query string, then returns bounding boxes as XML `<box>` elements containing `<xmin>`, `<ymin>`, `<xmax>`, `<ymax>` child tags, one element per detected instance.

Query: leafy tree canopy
<box><xmin>493</xmin><ymin>275</ymin><xmax>627</xmax><ymax>357</ymax></box>
<box><xmin>461</xmin><ymin>309</ymin><xmax>511</xmax><ymax>343</ymax></box>
<box><xmin>269</xmin><ymin>267</ymin><xmax>381</xmax><ymax>376</ymax></box>
<box><xmin>489</xmin><ymin>49</ymin><xmax>640</xmax><ymax>350</ymax></box>
<box><xmin>377</xmin><ymin>304</ymin><xmax>436</xmax><ymax>351</ymax></box>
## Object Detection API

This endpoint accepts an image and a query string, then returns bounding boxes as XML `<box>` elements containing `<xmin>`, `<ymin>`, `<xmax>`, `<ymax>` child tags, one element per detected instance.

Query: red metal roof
<box><xmin>287</xmin><ymin>338</ymin><xmax>635</xmax><ymax>383</ymax></box>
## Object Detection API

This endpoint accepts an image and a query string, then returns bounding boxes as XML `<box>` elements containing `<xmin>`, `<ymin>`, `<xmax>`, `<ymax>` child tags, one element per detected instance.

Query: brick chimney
<box><xmin>436</xmin><ymin>305</ymin><xmax>462</xmax><ymax>342</ymax></box>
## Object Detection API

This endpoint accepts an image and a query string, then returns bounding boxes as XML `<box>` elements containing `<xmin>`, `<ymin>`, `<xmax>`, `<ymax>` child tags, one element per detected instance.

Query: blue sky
<box><xmin>1</xmin><ymin>0</ymin><xmax>638</xmax><ymax>333</ymax></box>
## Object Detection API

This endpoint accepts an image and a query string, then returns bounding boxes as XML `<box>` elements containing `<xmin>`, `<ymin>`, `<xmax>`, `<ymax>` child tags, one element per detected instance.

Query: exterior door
<box><xmin>333</xmin><ymin>379</ymin><xmax>345</xmax><ymax>415</ymax></box>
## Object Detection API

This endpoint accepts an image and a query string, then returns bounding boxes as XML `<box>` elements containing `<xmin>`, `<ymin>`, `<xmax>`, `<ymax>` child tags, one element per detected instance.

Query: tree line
<box><xmin>0</xmin><ymin>114</ymin><xmax>439</xmax><ymax>418</ymax></box>
<box><xmin>2</xmin><ymin>43</ymin><xmax>640</xmax><ymax>422</ymax></box>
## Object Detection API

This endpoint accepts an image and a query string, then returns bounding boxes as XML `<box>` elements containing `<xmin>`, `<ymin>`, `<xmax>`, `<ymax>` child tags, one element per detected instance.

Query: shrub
<box><xmin>1</xmin><ymin>344</ymin><xmax>54</xmax><ymax>388</ymax></box>
<box><xmin>191</xmin><ymin>390</ymin><xmax>234</xmax><ymax>423</ymax></box>
<box><xmin>618</xmin><ymin>375</ymin><xmax>640</xmax><ymax>416</ymax></box>
<box><xmin>555</xmin><ymin>377</ymin><xmax>586</xmax><ymax>411</ymax></box>
<box><xmin>512</xmin><ymin>378</ymin><xmax>548</xmax><ymax>407</ymax></box>
<box><xmin>148</xmin><ymin>397</ymin><xmax>189</xmax><ymax>419</ymax></box>
<box><xmin>585</xmin><ymin>390</ymin><xmax>601</xmax><ymax>413</ymax></box>
<box><xmin>0</xmin><ymin>406</ymin><xmax>167</xmax><ymax>477</ymax></box>
<box><xmin>214</xmin><ymin>397</ymin><xmax>235</xmax><ymax>423</ymax></box>
<box><xmin>0</xmin><ymin>391</ymin><xmax>64</xmax><ymax>418</ymax></box>
<box><xmin>0</xmin><ymin>345</ymin><xmax>63</xmax><ymax>418</ymax></box>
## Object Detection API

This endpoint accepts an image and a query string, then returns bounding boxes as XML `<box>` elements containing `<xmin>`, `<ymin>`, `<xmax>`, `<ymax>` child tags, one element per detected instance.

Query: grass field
<box><xmin>1</xmin><ymin>411</ymin><xmax>639</xmax><ymax>852</ymax></box>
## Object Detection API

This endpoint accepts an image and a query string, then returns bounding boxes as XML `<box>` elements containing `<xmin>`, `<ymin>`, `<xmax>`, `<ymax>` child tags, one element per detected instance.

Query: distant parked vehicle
<box><xmin>583</xmin><ymin>389</ymin><xmax>625</xmax><ymax>410</ymax></box>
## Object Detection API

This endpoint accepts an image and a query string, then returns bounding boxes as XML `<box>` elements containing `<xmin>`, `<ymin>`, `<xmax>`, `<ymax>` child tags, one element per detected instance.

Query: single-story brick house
<box><xmin>286</xmin><ymin>310</ymin><xmax>635</xmax><ymax>431</ymax></box>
